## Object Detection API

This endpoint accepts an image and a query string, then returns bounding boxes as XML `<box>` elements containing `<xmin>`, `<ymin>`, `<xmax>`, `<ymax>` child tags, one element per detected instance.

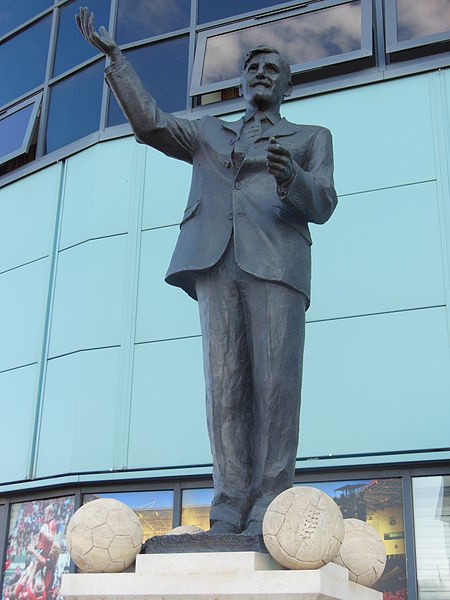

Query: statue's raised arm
<box><xmin>76</xmin><ymin>7</ymin><xmax>121</xmax><ymax>61</ymax></box>
<box><xmin>75</xmin><ymin>6</ymin><xmax>198</xmax><ymax>163</ymax></box>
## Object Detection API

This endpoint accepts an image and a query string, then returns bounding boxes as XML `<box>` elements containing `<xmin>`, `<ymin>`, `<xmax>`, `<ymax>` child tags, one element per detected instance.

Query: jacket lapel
<box><xmin>221</xmin><ymin>117</ymin><xmax>299</xmax><ymax>175</ymax></box>
<box><xmin>221</xmin><ymin>119</ymin><xmax>243</xmax><ymax>138</ymax></box>
<box><xmin>258</xmin><ymin>118</ymin><xmax>299</xmax><ymax>140</ymax></box>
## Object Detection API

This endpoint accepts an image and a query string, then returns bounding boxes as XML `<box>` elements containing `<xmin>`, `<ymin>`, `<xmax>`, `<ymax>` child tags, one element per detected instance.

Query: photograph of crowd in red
<box><xmin>2</xmin><ymin>496</ymin><xmax>75</xmax><ymax>600</ymax></box>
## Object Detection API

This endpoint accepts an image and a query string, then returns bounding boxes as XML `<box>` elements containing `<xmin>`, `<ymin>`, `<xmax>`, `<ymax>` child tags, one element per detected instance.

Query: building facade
<box><xmin>0</xmin><ymin>1</ymin><xmax>449</xmax><ymax>599</ymax></box>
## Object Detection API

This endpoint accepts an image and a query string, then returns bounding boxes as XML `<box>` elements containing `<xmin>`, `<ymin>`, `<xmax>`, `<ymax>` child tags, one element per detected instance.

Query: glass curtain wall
<box><xmin>413</xmin><ymin>476</ymin><xmax>450</xmax><ymax>600</ymax></box>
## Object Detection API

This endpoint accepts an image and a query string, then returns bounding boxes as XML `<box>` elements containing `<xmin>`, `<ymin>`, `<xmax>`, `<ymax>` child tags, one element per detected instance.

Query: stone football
<box><xmin>66</xmin><ymin>498</ymin><xmax>143</xmax><ymax>572</ymax></box>
<box><xmin>332</xmin><ymin>518</ymin><xmax>386</xmax><ymax>587</ymax></box>
<box><xmin>262</xmin><ymin>487</ymin><xmax>345</xmax><ymax>569</ymax></box>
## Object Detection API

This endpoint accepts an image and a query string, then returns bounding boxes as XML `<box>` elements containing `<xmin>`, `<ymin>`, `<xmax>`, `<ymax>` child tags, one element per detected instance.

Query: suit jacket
<box><xmin>106</xmin><ymin>57</ymin><xmax>338</xmax><ymax>305</ymax></box>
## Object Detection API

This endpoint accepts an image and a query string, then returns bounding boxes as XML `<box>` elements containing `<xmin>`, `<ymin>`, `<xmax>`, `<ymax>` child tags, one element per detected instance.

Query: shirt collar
<box><xmin>243</xmin><ymin>108</ymin><xmax>281</xmax><ymax>125</ymax></box>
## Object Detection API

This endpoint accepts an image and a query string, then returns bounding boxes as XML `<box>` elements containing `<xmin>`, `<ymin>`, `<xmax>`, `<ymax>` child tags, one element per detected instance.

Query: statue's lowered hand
<box><xmin>76</xmin><ymin>6</ymin><xmax>119</xmax><ymax>58</ymax></box>
<box><xmin>266</xmin><ymin>137</ymin><xmax>295</xmax><ymax>185</ymax></box>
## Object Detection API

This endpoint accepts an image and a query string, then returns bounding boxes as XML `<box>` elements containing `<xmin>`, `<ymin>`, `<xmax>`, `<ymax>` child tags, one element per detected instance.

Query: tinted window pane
<box><xmin>181</xmin><ymin>488</ymin><xmax>214</xmax><ymax>531</ymax></box>
<box><xmin>198</xmin><ymin>0</ymin><xmax>283</xmax><ymax>24</ymax></box>
<box><xmin>53</xmin><ymin>0</ymin><xmax>110</xmax><ymax>77</ymax></box>
<box><xmin>0</xmin><ymin>0</ymin><xmax>52</xmax><ymax>37</ymax></box>
<box><xmin>1</xmin><ymin>496</ymin><xmax>75</xmax><ymax>600</ymax></box>
<box><xmin>46</xmin><ymin>59</ymin><xmax>104</xmax><ymax>153</ymax></box>
<box><xmin>201</xmin><ymin>2</ymin><xmax>361</xmax><ymax>85</ymax></box>
<box><xmin>0</xmin><ymin>104</ymin><xmax>35</xmax><ymax>159</ymax></box>
<box><xmin>413</xmin><ymin>476</ymin><xmax>450</xmax><ymax>599</ymax></box>
<box><xmin>84</xmin><ymin>491</ymin><xmax>174</xmax><ymax>539</ymax></box>
<box><xmin>116</xmin><ymin>0</ymin><xmax>191</xmax><ymax>44</ymax></box>
<box><xmin>396</xmin><ymin>0</ymin><xmax>450</xmax><ymax>42</ymax></box>
<box><xmin>297</xmin><ymin>479</ymin><xmax>408</xmax><ymax>599</ymax></box>
<box><xmin>108</xmin><ymin>36</ymin><xmax>189</xmax><ymax>126</ymax></box>
<box><xmin>0</xmin><ymin>16</ymin><xmax>52</xmax><ymax>106</ymax></box>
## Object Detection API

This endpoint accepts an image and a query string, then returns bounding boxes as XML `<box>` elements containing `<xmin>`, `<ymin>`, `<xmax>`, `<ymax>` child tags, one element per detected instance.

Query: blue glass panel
<box><xmin>116</xmin><ymin>0</ymin><xmax>191</xmax><ymax>44</ymax></box>
<box><xmin>201</xmin><ymin>2</ymin><xmax>362</xmax><ymax>85</ymax></box>
<box><xmin>0</xmin><ymin>104</ymin><xmax>34</xmax><ymax>159</ymax></box>
<box><xmin>46</xmin><ymin>59</ymin><xmax>105</xmax><ymax>154</ymax></box>
<box><xmin>108</xmin><ymin>36</ymin><xmax>188</xmax><ymax>126</ymax></box>
<box><xmin>396</xmin><ymin>0</ymin><xmax>450</xmax><ymax>42</ymax></box>
<box><xmin>0</xmin><ymin>0</ymin><xmax>52</xmax><ymax>37</ymax></box>
<box><xmin>198</xmin><ymin>0</ymin><xmax>283</xmax><ymax>24</ymax></box>
<box><xmin>0</xmin><ymin>16</ymin><xmax>52</xmax><ymax>107</ymax></box>
<box><xmin>53</xmin><ymin>0</ymin><xmax>110</xmax><ymax>77</ymax></box>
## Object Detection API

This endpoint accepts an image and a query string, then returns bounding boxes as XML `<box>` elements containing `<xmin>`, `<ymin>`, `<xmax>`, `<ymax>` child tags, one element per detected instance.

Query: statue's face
<box><xmin>241</xmin><ymin>52</ymin><xmax>291</xmax><ymax>111</ymax></box>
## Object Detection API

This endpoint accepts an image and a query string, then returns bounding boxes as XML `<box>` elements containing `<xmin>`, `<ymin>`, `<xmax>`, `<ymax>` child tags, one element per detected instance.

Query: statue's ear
<box><xmin>284</xmin><ymin>79</ymin><xmax>293</xmax><ymax>98</ymax></box>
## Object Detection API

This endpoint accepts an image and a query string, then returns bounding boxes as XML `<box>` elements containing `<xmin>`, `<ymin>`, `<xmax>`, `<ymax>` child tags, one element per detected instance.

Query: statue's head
<box><xmin>241</xmin><ymin>46</ymin><xmax>292</xmax><ymax>111</ymax></box>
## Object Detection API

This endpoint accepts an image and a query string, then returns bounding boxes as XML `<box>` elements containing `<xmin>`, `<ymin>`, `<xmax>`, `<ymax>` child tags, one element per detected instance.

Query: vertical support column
<box><xmin>402</xmin><ymin>473</ymin><xmax>418</xmax><ymax>600</ymax></box>
<box><xmin>172</xmin><ymin>482</ymin><xmax>182</xmax><ymax>529</ymax></box>
<box><xmin>429</xmin><ymin>70</ymin><xmax>450</xmax><ymax>355</ymax></box>
<box><xmin>112</xmin><ymin>142</ymin><xmax>146</xmax><ymax>470</ymax></box>
<box><xmin>0</xmin><ymin>501</ymin><xmax>11</xmax><ymax>592</ymax></box>
<box><xmin>28</xmin><ymin>161</ymin><xmax>66</xmax><ymax>480</ymax></box>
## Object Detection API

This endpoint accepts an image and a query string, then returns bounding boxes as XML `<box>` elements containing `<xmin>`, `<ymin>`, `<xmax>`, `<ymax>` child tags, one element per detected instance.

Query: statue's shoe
<box><xmin>240</xmin><ymin>520</ymin><xmax>262</xmax><ymax>536</ymax></box>
<box><xmin>207</xmin><ymin>521</ymin><xmax>241</xmax><ymax>534</ymax></box>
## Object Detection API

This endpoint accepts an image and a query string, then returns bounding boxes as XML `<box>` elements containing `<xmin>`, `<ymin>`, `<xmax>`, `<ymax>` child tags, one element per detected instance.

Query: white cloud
<box><xmin>117</xmin><ymin>0</ymin><xmax>187</xmax><ymax>39</ymax></box>
<box><xmin>396</xmin><ymin>0</ymin><xmax>450</xmax><ymax>40</ymax></box>
<box><xmin>202</xmin><ymin>3</ymin><xmax>362</xmax><ymax>84</ymax></box>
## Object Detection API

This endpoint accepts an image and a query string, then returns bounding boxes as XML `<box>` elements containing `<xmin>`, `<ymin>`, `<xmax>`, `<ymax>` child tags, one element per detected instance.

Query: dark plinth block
<box><xmin>141</xmin><ymin>532</ymin><xmax>268</xmax><ymax>554</ymax></box>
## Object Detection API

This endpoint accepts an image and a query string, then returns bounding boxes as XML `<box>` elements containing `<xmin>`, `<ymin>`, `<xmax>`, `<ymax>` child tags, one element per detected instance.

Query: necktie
<box><xmin>232</xmin><ymin>113</ymin><xmax>264</xmax><ymax>170</ymax></box>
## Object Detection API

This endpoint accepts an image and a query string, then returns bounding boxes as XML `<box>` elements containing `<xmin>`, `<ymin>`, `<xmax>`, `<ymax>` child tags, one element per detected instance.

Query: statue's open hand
<box><xmin>76</xmin><ymin>6</ymin><xmax>118</xmax><ymax>57</ymax></box>
<box><xmin>266</xmin><ymin>137</ymin><xmax>295</xmax><ymax>185</ymax></box>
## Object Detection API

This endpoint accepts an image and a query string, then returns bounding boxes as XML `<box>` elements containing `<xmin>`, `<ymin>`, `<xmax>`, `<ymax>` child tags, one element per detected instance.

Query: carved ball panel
<box><xmin>66</xmin><ymin>498</ymin><xmax>142</xmax><ymax>573</ymax></box>
<box><xmin>332</xmin><ymin>518</ymin><xmax>386</xmax><ymax>587</ymax></box>
<box><xmin>263</xmin><ymin>486</ymin><xmax>344</xmax><ymax>570</ymax></box>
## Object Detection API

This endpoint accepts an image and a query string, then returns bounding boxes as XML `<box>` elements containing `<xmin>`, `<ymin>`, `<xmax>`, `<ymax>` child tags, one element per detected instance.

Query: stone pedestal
<box><xmin>61</xmin><ymin>552</ymin><xmax>383</xmax><ymax>600</ymax></box>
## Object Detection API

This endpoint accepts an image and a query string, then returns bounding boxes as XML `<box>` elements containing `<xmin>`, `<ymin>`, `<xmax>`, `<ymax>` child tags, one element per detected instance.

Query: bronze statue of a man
<box><xmin>77</xmin><ymin>8</ymin><xmax>338</xmax><ymax>538</ymax></box>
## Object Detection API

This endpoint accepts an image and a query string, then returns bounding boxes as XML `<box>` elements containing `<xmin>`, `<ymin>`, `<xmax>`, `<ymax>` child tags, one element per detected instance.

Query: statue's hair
<box><xmin>242</xmin><ymin>46</ymin><xmax>291</xmax><ymax>81</ymax></box>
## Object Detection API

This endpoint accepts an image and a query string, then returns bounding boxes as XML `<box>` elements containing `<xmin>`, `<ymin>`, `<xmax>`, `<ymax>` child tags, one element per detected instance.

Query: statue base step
<box><xmin>61</xmin><ymin>551</ymin><xmax>382</xmax><ymax>600</ymax></box>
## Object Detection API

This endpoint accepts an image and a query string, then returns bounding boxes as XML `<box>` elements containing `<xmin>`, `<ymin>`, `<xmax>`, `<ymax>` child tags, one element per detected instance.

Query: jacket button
<box><xmin>228</xmin><ymin>212</ymin><xmax>233</xmax><ymax>220</ymax></box>
<box><xmin>235</xmin><ymin>182</ymin><xmax>241</xmax><ymax>190</ymax></box>
<box><xmin>224</xmin><ymin>160</ymin><xmax>231</xmax><ymax>168</ymax></box>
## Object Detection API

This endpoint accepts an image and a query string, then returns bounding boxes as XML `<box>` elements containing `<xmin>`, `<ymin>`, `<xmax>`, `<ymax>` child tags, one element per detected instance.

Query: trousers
<box><xmin>195</xmin><ymin>239</ymin><xmax>307</xmax><ymax>530</ymax></box>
